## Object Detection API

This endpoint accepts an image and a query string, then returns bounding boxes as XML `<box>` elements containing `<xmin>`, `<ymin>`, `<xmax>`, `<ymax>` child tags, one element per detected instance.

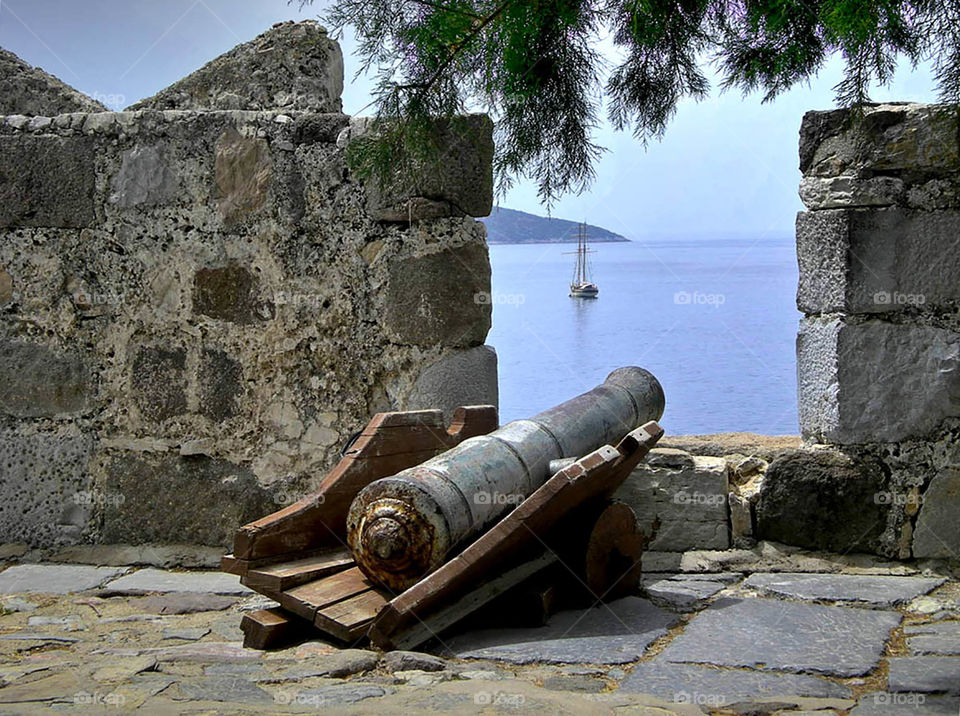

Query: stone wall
<box><xmin>758</xmin><ymin>103</ymin><xmax>960</xmax><ymax>561</ymax></box>
<box><xmin>0</xmin><ymin>23</ymin><xmax>497</xmax><ymax>550</ymax></box>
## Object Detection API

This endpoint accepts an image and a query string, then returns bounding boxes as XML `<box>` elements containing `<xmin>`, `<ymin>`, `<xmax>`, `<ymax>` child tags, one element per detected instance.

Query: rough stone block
<box><xmin>756</xmin><ymin>449</ymin><xmax>888</xmax><ymax>553</ymax></box>
<box><xmin>109</xmin><ymin>145</ymin><xmax>180</xmax><ymax>208</ymax></box>
<box><xmin>404</xmin><ymin>345</ymin><xmax>498</xmax><ymax>420</ymax></box>
<box><xmin>0</xmin><ymin>428</ymin><xmax>95</xmax><ymax>547</ymax></box>
<box><xmin>613</xmin><ymin>449</ymin><xmax>730</xmax><ymax>551</ymax></box>
<box><xmin>214</xmin><ymin>127</ymin><xmax>272</xmax><ymax>226</ymax></box>
<box><xmin>346</xmin><ymin>115</ymin><xmax>495</xmax><ymax>220</ymax></box>
<box><xmin>131</xmin><ymin>346</ymin><xmax>187</xmax><ymax>423</ymax></box>
<box><xmin>797</xmin><ymin>208</ymin><xmax>960</xmax><ymax>314</ymax></box>
<box><xmin>128</xmin><ymin>21</ymin><xmax>343</xmax><ymax>113</ymax></box>
<box><xmin>0</xmin><ymin>47</ymin><xmax>107</xmax><ymax>116</ymax></box>
<box><xmin>798</xmin><ymin>317</ymin><xmax>960</xmax><ymax>443</ymax></box>
<box><xmin>912</xmin><ymin>467</ymin><xmax>960</xmax><ymax>559</ymax></box>
<box><xmin>380</xmin><ymin>243</ymin><xmax>491</xmax><ymax>348</ymax></box>
<box><xmin>101</xmin><ymin>453</ymin><xmax>273</xmax><ymax>546</ymax></box>
<box><xmin>0</xmin><ymin>340</ymin><xmax>91</xmax><ymax>418</ymax></box>
<box><xmin>801</xmin><ymin>104</ymin><xmax>960</xmax><ymax>182</ymax></box>
<box><xmin>198</xmin><ymin>349</ymin><xmax>243</xmax><ymax>421</ymax></box>
<box><xmin>0</xmin><ymin>135</ymin><xmax>96</xmax><ymax>228</ymax></box>
<box><xmin>193</xmin><ymin>264</ymin><xmax>272</xmax><ymax>324</ymax></box>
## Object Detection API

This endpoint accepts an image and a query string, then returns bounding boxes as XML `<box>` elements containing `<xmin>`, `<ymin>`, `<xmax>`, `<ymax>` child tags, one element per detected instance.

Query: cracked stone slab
<box><xmin>887</xmin><ymin>657</ymin><xmax>960</xmax><ymax>693</ymax></box>
<box><xmin>275</xmin><ymin>684</ymin><xmax>392</xmax><ymax>707</ymax></box>
<box><xmin>742</xmin><ymin>573</ymin><xmax>945</xmax><ymax>607</ymax></box>
<box><xmin>644</xmin><ymin>578</ymin><xmax>725</xmax><ymax>611</ymax></box>
<box><xmin>851</xmin><ymin>693</ymin><xmax>960</xmax><ymax>715</ymax></box>
<box><xmin>904</xmin><ymin>621</ymin><xmax>960</xmax><ymax>655</ymax></box>
<box><xmin>443</xmin><ymin>597</ymin><xmax>675</xmax><ymax>665</ymax></box>
<box><xmin>618</xmin><ymin>662</ymin><xmax>852</xmax><ymax>704</ymax></box>
<box><xmin>0</xmin><ymin>565</ymin><xmax>127</xmax><ymax>594</ymax></box>
<box><xmin>659</xmin><ymin>598</ymin><xmax>901</xmax><ymax>677</ymax></box>
<box><xmin>101</xmin><ymin>568</ymin><xmax>251</xmax><ymax>595</ymax></box>
<box><xmin>172</xmin><ymin>676</ymin><xmax>274</xmax><ymax>703</ymax></box>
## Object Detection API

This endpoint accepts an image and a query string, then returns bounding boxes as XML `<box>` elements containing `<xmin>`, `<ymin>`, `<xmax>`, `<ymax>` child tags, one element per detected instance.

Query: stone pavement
<box><xmin>0</xmin><ymin>547</ymin><xmax>956</xmax><ymax>714</ymax></box>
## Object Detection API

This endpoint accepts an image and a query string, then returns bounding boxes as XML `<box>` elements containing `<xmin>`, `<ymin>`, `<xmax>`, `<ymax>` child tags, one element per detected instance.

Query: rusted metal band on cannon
<box><xmin>347</xmin><ymin>367</ymin><xmax>665</xmax><ymax>591</ymax></box>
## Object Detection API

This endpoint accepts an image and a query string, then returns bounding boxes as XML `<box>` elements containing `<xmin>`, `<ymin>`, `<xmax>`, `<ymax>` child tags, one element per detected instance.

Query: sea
<box><xmin>486</xmin><ymin>237</ymin><xmax>801</xmax><ymax>436</ymax></box>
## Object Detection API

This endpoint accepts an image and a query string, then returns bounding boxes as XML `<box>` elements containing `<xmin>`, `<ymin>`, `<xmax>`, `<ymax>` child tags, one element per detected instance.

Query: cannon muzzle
<box><xmin>347</xmin><ymin>367</ymin><xmax>665</xmax><ymax>591</ymax></box>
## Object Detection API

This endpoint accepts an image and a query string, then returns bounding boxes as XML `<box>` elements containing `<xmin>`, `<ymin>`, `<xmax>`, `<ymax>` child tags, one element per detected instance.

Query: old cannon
<box><xmin>222</xmin><ymin>368</ymin><xmax>665</xmax><ymax>650</ymax></box>
<box><xmin>347</xmin><ymin>367</ymin><xmax>665</xmax><ymax>591</ymax></box>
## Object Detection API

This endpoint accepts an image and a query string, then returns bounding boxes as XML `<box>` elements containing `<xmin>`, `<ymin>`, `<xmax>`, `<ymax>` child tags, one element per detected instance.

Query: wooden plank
<box><xmin>245</xmin><ymin>550</ymin><xmax>354</xmax><ymax>592</ymax></box>
<box><xmin>229</xmin><ymin>405</ymin><xmax>498</xmax><ymax>562</ymax></box>
<box><xmin>240</xmin><ymin>607</ymin><xmax>310</xmax><ymax>650</ymax></box>
<box><xmin>369</xmin><ymin>421</ymin><xmax>663</xmax><ymax>650</ymax></box>
<box><xmin>385</xmin><ymin>552</ymin><xmax>558</xmax><ymax>651</ymax></box>
<box><xmin>220</xmin><ymin>554</ymin><xmax>245</xmax><ymax>576</ymax></box>
<box><xmin>279</xmin><ymin>567</ymin><xmax>374</xmax><ymax>622</ymax></box>
<box><xmin>314</xmin><ymin>589</ymin><xmax>391</xmax><ymax>642</ymax></box>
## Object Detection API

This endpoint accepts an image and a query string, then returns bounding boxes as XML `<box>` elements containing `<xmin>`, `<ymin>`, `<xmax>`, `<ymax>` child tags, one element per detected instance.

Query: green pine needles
<box><xmin>300</xmin><ymin>0</ymin><xmax>960</xmax><ymax>206</ymax></box>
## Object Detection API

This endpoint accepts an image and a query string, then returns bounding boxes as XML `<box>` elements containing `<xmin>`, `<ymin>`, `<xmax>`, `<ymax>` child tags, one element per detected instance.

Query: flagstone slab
<box><xmin>445</xmin><ymin>597</ymin><xmax>675</xmax><ymax>665</ymax></box>
<box><xmin>643</xmin><ymin>578</ymin><xmax>725</xmax><ymax>611</ymax></box>
<box><xmin>903</xmin><ymin>621</ymin><xmax>960</xmax><ymax>655</ymax></box>
<box><xmin>887</xmin><ymin>657</ymin><xmax>960</xmax><ymax>693</ymax></box>
<box><xmin>851</xmin><ymin>693</ymin><xmax>960</xmax><ymax>715</ymax></box>
<box><xmin>659</xmin><ymin>598</ymin><xmax>901</xmax><ymax>677</ymax></box>
<box><xmin>618</xmin><ymin>662</ymin><xmax>852</xmax><ymax>704</ymax></box>
<box><xmin>0</xmin><ymin>565</ymin><xmax>126</xmax><ymax>594</ymax></box>
<box><xmin>102</xmin><ymin>568</ymin><xmax>251</xmax><ymax>595</ymax></box>
<box><xmin>742</xmin><ymin>573</ymin><xmax>945</xmax><ymax>607</ymax></box>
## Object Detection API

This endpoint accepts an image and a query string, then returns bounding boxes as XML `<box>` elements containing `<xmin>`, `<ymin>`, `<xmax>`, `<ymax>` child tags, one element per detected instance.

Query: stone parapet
<box><xmin>0</xmin><ymin>31</ymin><xmax>497</xmax><ymax>548</ymax></box>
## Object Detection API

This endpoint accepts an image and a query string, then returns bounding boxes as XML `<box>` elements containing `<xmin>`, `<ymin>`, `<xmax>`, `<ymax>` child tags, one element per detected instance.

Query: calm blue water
<box><xmin>487</xmin><ymin>238</ymin><xmax>801</xmax><ymax>435</ymax></box>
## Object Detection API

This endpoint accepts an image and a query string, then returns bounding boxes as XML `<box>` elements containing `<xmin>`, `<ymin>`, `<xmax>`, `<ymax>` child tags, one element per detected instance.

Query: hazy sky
<box><xmin>0</xmin><ymin>0</ymin><xmax>941</xmax><ymax>239</ymax></box>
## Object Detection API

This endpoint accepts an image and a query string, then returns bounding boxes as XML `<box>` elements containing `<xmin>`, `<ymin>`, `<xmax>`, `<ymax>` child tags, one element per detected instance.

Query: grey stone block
<box><xmin>0</xmin><ymin>47</ymin><xmax>106</xmax><ymax>115</ymax></box>
<box><xmin>887</xmin><ymin>656</ymin><xmax>960</xmax><ymax>694</ymax></box>
<box><xmin>0</xmin><ymin>428</ymin><xmax>95</xmax><ymax>547</ymax></box>
<box><xmin>102</xmin><ymin>568</ymin><xmax>251</xmax><ymax>595</ymax></box>
<box><xmin>445</xmin><ymin>597</ymin><xmax>675</xmax><ymax>665</ymax></box>
<box><xmin>742</xmin><ymin>573</ymin><xmax>944</xmax><ymax>607</ymax></box>
<box><xmin>0</xmin><ymin>340</ymin><xmax>91</xmax><ymax>418</ymax></box>
<box><xmin>797</xmin><ymin>208</ymin><xmax>960</xmax><ymax>314</ymax></box>
<box><xmin>800</xmin><ymin>104</ymin><xmax>960</xmax><ymax>181</ymax></box>
<box><xmin>659</xmin><ymin>597</ymin><xmax>902</xmax><ymax>677</ymax></box>
<box><xmin>0</xmin><ymin>135</ymin><xmax>96</xmax><ymax>228</ymax></box>
<box><xmin>643</xmin><ymin>578</ymin><xmax>725</xmax><ymax>611</ymax></box>
<box><xmin>798</xmin><ymin>317</ymin><xmax>960</xmax><ymax>443</ymax></box>
<box><xmin>197</xmin><ymin>349</ymin><xmax>243</xmax><ymax>421</ymax></box>
<box><xmin>619</xmin><ymin>662</ymin><xmax>851</xmax><ymax>703</ymax></box>
<box><xmin>128</xmin><ymin>21</ymin><xmax>343</xmax><ymax>113</ymax></box>
<box><xmin>613</xmin><ymin>450</ymin><xmax>730</xmax><ymax>551</ymax></box>
<box><xmin>109</xmin><ymin>145</ymin><xmax>180</xmax><ymax>207</ymax></box>
<box><xmin>912</xmin><ymin>467</ymin><xmax>960</xmax><ymax>559</ymax></box>
<box><xmin>193</xmin><ymin>264</ymin><xmax>272</xmax><ymax>324</ymax></box>
<box><xmin>380</xmin><ymin>243</ymin><xmax>491</xmax><ymax>348</ymax></box>
<box><xmin>0</xmin><ymin>564</ymin><xmax>125</xmax><ymax>594</ymax></box>
<box><xmin>131</xmin><ymin>346</ymin><xmax>187</xmax><ymax>422</ymax></box>
<box><xmin>756</xmin><ymin>449</ymin><xmax>888</xmax><ymax>553</ymax></box>
<box><xmin>405</xmin><ymin>345</ymin><xmax>498</xmax><ymax>421</ymax></box>
<box><xmin>101</xmin><ymin>453</ymin><xmax>273</xmax><ymax>546</ymax></box>
<box><xmin>350</xmin><ymin>115</ymin><xmax>495</xmax><ymax>221</ymax></box>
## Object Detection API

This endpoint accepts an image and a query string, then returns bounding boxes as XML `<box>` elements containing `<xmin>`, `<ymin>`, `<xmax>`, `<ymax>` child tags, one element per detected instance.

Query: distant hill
<box><xmin>481</xmin><ymin>207</ymin><xmax>629</xmax><ymax>244</ymax></box>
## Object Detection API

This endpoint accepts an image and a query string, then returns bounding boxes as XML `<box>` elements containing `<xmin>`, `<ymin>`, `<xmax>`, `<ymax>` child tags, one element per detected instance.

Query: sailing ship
<box><xmin>568</xmin><ymin>222</ymin><xmax>599</xmax><ymax>298</ymax></box>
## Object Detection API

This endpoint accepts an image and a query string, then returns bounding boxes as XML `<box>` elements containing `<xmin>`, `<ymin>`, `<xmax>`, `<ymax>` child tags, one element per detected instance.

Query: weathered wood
<box><xmin>240</xmin><ymin>607</ymin><xmax>309</xmax><ymax>650</ymax></box>
<box><xmin>314</xmin><ymin>588</ymin><xmax>391</xmax><ymax>642</ymax></box>
<box><xmin>368</xmin><ymin>421</ymin><xmax>663</xmax><ymax>650</ymax></box>
<box><xmin>230</xmin><ymin>405</ymin><xmax>497</xmax><ymax>562</ymax></box>
<box><xmin>383</xmin><ymin>552</ymin><xmax>559</xmax><ymax>651</ymax></box>
<box><xmin>279</xmin><ymin>567</ymin><xmax>375</xmax><ymax>622</ymax></box>
<box><xmin>244</xmin><ymin>549</ymin><xmax>354</xmax><ymax>592</ymax></box>
<box><xmin>583</xmin><ymin>501</ymin><xmax>644</xmax><ymax>600</ymax></box>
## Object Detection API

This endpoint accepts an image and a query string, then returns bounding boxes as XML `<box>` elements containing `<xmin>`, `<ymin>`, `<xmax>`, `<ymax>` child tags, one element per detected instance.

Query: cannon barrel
<box><xmin>346</xmin><ymin>366</ymin><xmax>665</xmax><ymax>591</ymax></box>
